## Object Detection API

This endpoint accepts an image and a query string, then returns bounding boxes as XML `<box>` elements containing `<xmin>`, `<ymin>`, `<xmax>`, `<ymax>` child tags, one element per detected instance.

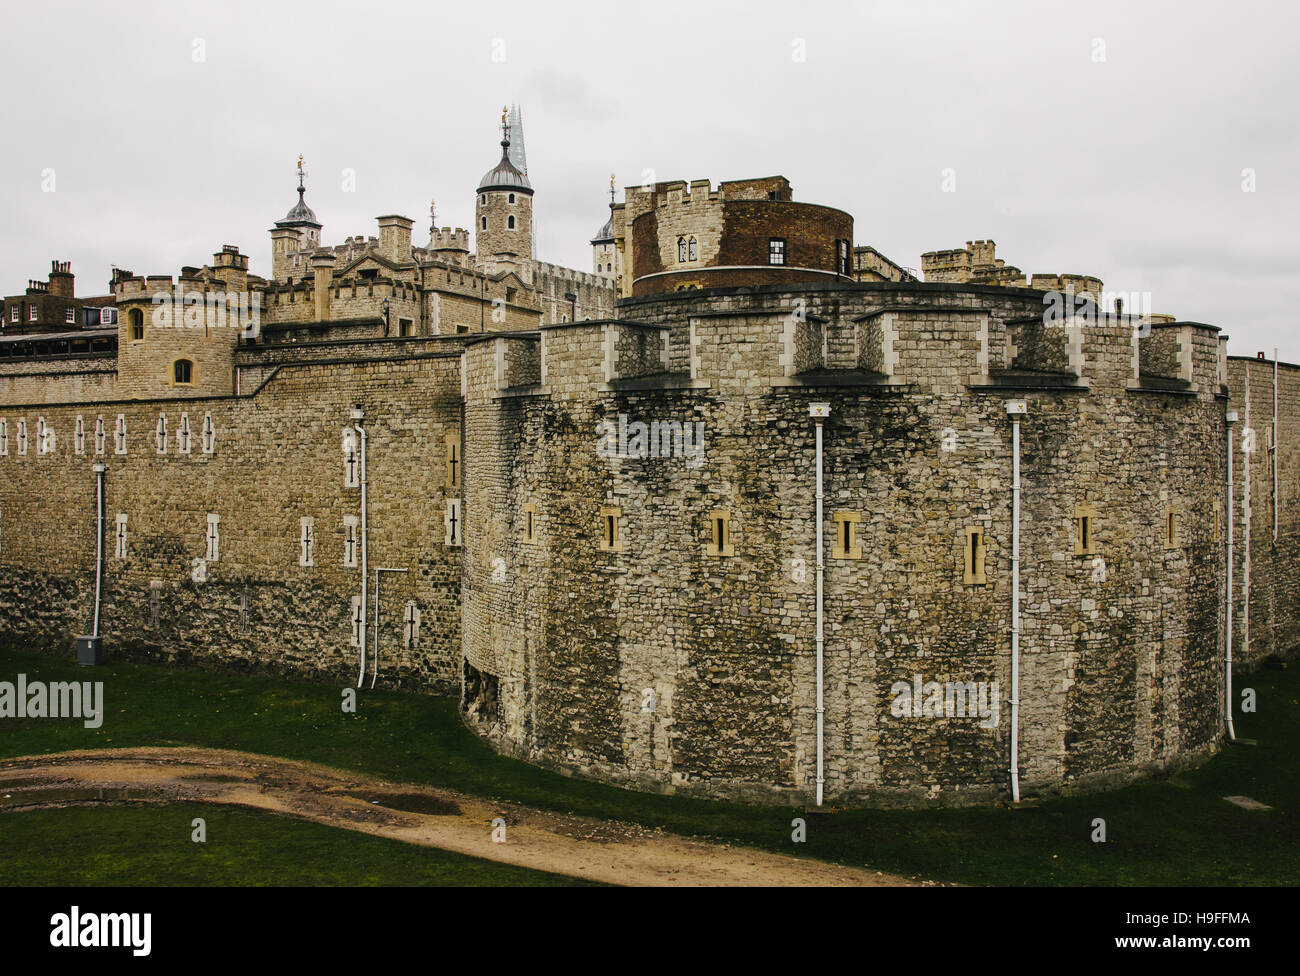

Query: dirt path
<box><xmin>0</xmin><ymin>747</ymin><xmax>915</xmax><ymax>887</ymax></box>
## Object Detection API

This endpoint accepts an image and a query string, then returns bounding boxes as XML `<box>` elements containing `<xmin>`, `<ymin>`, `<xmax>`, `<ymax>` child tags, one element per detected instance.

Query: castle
<box><xmin>1</xmin><ymin>111</ymin><xmax>1296</xmax><ymax>806</ymax></box>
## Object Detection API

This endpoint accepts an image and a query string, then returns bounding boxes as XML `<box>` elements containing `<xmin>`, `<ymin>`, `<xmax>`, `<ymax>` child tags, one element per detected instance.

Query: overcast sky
<box><xmin>2</xmin><ymin>0</ymin><xmax>1296</xmax><ymax>357</ymax></box>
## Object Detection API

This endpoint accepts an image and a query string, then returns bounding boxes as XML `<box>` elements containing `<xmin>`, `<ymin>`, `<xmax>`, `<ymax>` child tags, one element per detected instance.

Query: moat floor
<box><xmin>0</xmin><ymin>747</ymin><xmax>914</xmax><ymax>887</ymax></box>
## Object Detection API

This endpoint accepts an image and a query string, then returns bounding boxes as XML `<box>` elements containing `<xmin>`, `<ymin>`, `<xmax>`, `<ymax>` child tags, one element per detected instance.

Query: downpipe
<box><xmin>353</xmin><ymin>409</ymin><xmax>368</xmax><ymax>688</ymax></box>
<box><xmin>1007</xmin><ymin>400</ymin><xmax>1027</xmax><ymax>804</ymax></box>
<box><xmin>810</xmin><ymin>402</ymin><xmax>830</xmax><ymax>807</ymax></box>
<box><xmin>92</xmin><ymin>463</ymin><xmax>105</xmax><ymax>639</ymax></box>
<box><xmin>1226</xmin><ymin>410</ymin><xmax>1238</xmax><ymax>741</ymax></box>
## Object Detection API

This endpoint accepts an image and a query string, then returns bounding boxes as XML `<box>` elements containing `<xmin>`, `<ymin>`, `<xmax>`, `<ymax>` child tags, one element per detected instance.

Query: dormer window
<box><xmin>65</xmin><ymin>307</ymin><xmax>75</xmax><ymax>324</ymax></box>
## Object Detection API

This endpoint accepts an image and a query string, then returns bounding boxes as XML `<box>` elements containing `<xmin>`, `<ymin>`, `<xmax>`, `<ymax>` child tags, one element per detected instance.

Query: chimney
<box><xmin>311</xmin><ymin>251</ymin><xmax>336</xmax><ymax>322</ymax></box>
<box><xmin>211</xmin><ymin>245</ymin><xmax>249</xmax><ymax>293</ymax></box>
<box><xmin>376</xmin><ymin>215</ymin><xmax>414</xmax><ymax>265</ymax></box>
<box><xmin>48</xmin><ymin>260</ymin><xmax>74</xmax><ymax>297</ymax></box>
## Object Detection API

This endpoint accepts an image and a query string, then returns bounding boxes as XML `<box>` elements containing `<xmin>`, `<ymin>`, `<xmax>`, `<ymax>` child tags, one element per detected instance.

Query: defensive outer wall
<box><xmin>2</xmin><ymin>280</ymin><xmax>1298</xmax><ymax>805</ymax></box>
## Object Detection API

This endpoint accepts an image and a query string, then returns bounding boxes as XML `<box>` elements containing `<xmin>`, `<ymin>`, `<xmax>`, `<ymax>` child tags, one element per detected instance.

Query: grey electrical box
<box><xmin>75</xmin><ymin>635</ymin><xmax>101</xmax><ymax>666</ymax></box>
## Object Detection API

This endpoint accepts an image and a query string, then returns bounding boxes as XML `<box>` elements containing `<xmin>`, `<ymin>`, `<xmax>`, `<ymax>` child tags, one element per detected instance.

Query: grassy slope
<box><xmin>1</xmin><ymin>802</ymin><xmax>598</xmax><ymax>886</ymax></box>
<box><xmin>1</xmin><ymin>647</ymin><xmax>1295</xmax><ymax>885</ymax></box>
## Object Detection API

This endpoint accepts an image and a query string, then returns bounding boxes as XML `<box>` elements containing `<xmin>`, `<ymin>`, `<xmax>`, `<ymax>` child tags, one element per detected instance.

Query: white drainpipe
<box><xmin>1243</xmin><ymin>371</ymin><xmax>1251</xmax><ymax>660</ymax></box>
<box><xmin>1273</xmin><ymin>349</ymin><xmax>1278</xmax><ymax>544</ymax></box>
<box><xmin>810</xmin><ymin>402</ymin><xmax>830</xmax><ymax>807</ymax></box>
<box><xmin>1226</xmin><ymin>410</ymin><xmax>1238</xmax><ymax>741</ymax></box>
<box><xmin>352</xmin><ymin>408</ymin><xmax>368</xmax><ymax>688</ymax></box>
<box><xmin>1006</xmin><ymin>399</ymin><xmax>1027</xmax><ymax>803</ymax></box>
<box><xmin>92</xmin><ymin>463</ymin><xmax>105</xmax><ymax>639</ymax></box>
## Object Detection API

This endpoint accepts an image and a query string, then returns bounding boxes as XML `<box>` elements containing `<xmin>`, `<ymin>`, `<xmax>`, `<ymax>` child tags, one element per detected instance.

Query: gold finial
<box><xmin>502</xmin><ymin>106</ymin><xmax>508</xmax><ymax>124</ymax></box>
<box><xmin>297</xmin><ymin>153</ymin><xmax>304</xmax><ymax>170</ymax></box>
<box><xmin>430</xmin><ymin>199</ymin><xmax>436</xmax><ymax>214</ymax></box>
<box><xmin>610</xmin><ymin>173</ymin><xmax>615</xmax><ymax>188</ymax></box>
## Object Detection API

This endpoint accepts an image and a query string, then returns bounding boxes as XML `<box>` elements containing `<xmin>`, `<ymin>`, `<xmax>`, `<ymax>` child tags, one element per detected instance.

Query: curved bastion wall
<box><xmin>459</xmin><ymin>281</ymin><xmax>1229</xmax><ymax>805</ymax></box>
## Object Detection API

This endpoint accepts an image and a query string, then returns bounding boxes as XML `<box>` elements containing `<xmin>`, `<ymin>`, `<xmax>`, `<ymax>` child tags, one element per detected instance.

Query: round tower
<box><xmin>474</xmin><ymin>107</ymin><xmax>533</xmax><ymax>278</ymax></box>
<box><xmin>271</xmin><ymin>155</ymin><xmax>322</xmax><ymax>281</ymax></box>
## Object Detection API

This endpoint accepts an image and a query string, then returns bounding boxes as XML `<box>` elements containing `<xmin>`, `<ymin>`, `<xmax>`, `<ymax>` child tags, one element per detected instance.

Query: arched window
<box><xmin>508</xmin><ymin>193</ymin><xmax>515</xmax><ymax>204</ymax></box>
<box><xmin>678</xmin><ymin>237</ymin><xmax>687</xmax><ymax>262</ymax></box>
<box><xmin>129</xmin><ymin>308</ymin><xmax>144</xmax><ymax>341</ymax></box>
<box><xmin>482</xmin><ymin>217</ymin><xmax>487</xmax><ymax>230</ymax></box>
<box><xmin>508</xmin><ymin>215</ymin><xmax>515</xmax><ymax>229</ymax></box>
<box><xmin>688</xmin><ymin>236</ymin><xmax>697</xmax><ymax>261</ymax></box>
<box><xmin>481</xmin><ymin>194</ymin><xmax>486</xmax><ymax>204</ymax></box>
<box><xmin>173</xmin><ymin>359</ymin><xmax>193</xmax><ymax>385</ymax></box>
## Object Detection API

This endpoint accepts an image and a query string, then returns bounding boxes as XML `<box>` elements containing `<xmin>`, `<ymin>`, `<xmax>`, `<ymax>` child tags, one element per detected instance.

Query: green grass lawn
<box><xmin>1</xmin><ymin>646</ymin><xmax>1295</xmax><ymax>885</ymax></box>
<box><xmin>1</xmin><ymin>802</ymin><xmax>597</xmax><ymax>886</ymax></box>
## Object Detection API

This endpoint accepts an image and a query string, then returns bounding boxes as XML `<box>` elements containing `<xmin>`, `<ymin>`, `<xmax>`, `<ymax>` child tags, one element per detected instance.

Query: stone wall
<box><xmin>460</xmin><ymin>282</ymin><xmax>1229</xmax><ymax>805</ymax></box>
<box><xmin>0</xmin><ymin>353</ymin><xmax>465</xmax><ymax>691</ymax></box>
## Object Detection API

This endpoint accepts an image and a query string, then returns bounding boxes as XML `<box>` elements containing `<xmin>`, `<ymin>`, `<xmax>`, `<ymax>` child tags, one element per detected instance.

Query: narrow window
<box><xmin>402</xmin><ymin>601</ymin><xmax>421</xmax><ymax>648</ymax></box>
<box><xmin>95</xmin><ymin>416</ymin><xmax>105</xmax><ymax>455</ymax></box>
<box><xmin>481</xmin><ymin>217</ymin><xmax>487</xmax><ymax>230</ymax></box>
<box><xmin>964</xmin><ymin>526</ymin><xmax>987</xmax><ymax>584</ymax></box>
<box><xmin>838</xmin><ymin>239</ymin><xmax>851</xmax><ymax>276</ymax></box>
<box><xmin>155</xmin><ymin>414</ymin><xmax>167</xmax><ymax>454</ymax></box>
<box><xmin>299</xmin><ymin>517</ymin><xmax>315</xmax><ymax>567</ymax></box>
<box><xmin>1073</xmin><ymin>504</ymin><xmax>1096</xmax><ymax>556</ymax></box>
<box><xmin>205</xmin><ymin>513</ymin><xmax>220</xmax><ymax>563</ymax></box>
<box><xmin>445</xmin><ymin>499</ymin><xmax>462</xmax><ymax>547</ymax></box>
<box><xmin>17</xmin><ymin>418</ymin><xmax>27</xmax><ymax>455</ymax></box>
<box><xmin>522</xmin><ymin>503</ymin><xmax>537</xmax><ymax>543</ymax></box>
<box><xmin>707</xmin><ymin>509</ymin><xmax>733</xmax><ymax>556</ymax></box>
<box><xmin>688</xmin><ymin>236</ymin><xmax>697</xmax><ymax>261</ymax></box>
<box><xmin>36</xmin><ymin>418</ymin><xmax>49</xmax><ymax>456</ymax></box>
<box><xmin>769</xmin><ymin>238</ymin><xmax>786</xmax><ymax>265</ymax></box>
<box><xmin>177</xmin><ymin>413</ymin><xmax>191</xmax><ymax>454</ymax></box>
<box><xmin>678</xmin><ymin>237</ymin><xmax>687</xmax><ymax>263</ymax></box>
<box><xmin>343</xmin><ymin>515</ymin><xmax>359</xmax><ymax>567</ymax></box>
<box><xmin>173</xmin><ymin>359</ymin><xmax>193</xmax><ymax>384</ymax></box>
<box><xmin>114</xmin><ymin>414</ymin><xmax>127</xmax><ymax>455</ymax></box>
<box><xmin>1164</xmin><ymin>508</ymin><xmax>1178</xmax><ymax>548</ymax></box>
<box><xmin>8</xmin><ymin>306</ymin><xmax>16</xmax><ymax>323</ymax></box>
<box><xmin>832</xmin><ymin>511</ymin><xmax>861</xmax><ymax>559</ymax></box>
<box><xmin>0</xmin><ymin>419</ymin><xmax>7</xmax><ymax>456</ymax></box>
<box><xmin>129</xmin><ymin>308</ymin><xmax>144</xmax><ymax>341</ymax></box>
<box><xmin>74</xmin><ymin>416</ymin><xmax>85</xmax><ymax>455</ymax></box>
<box><xmin>344</xmin><ymin>430</ymin><xmax>360</xmax><ymax>488</ymax></box>
<box><xmin>201</xmin><ymin>412</ymin><xmax>215</xmax><ymax>454</ymax></box>
<box><xmin>508</xmin><ymin>215</ymin><xmax>515</xmax><ymax>229</ymax></box>
<box><xmin>350</xmin><ymin>595</ymin><xmax>364</xmax><ymax>648</ymax></box>
<box><xmin>599</xmin><ymin>506</ymin><xmax>623</xmax><ymax>552</ymax></box>
<box><xmin>445</xmin><ymin>433</ymin><xmax>460</xmax><ymax>491</ymax></box>
<box><xmin>508</xmin><ymin>193</ymin><xmax>515</xmax><ymax>204</ymax></box>
<box><xmin>115</xmin><ymin>514</ymin><xmax>128</xmax><ymax>560</ymax></box>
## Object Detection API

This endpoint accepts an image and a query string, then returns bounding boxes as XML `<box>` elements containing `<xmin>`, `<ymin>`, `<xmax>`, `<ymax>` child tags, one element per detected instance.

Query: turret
<box><xmin>270</xmin><ymin>155</ymin><xmax>323</xmax><ymax>280</ymax></box>
<box><xmin>474</xmin><ymin>106</ymin><xmax>534</xmax><ymax>279</ymax></box>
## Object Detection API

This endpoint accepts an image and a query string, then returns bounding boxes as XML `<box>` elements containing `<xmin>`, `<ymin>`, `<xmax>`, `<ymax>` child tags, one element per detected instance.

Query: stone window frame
<box><xmin>445</xmin><ymin>433</ymin><xmax>461</xmax><ymax>492</ymax></box>
<box><xmin>1163</xmin><ymin>507</ymin><xmax>1179</xmax><ymax>549</ymax></box>
<box><xmin>677</xmin><ymin>237</ymin><xmax>688</xmax><ymax>263</ymax></box>
<box><xmin>16</xmin><ymin>418</ymin><xmax>28</xmax><ymax>455</ymax></box>
<box><xmin>114</xmin><ymin>414</ymin><xmax>127</xmax><ymax>455</ymax></box>
<box><xmin>201</xmin><ymin>412</ymin><xmax>216</xmax><ymax>455</ymax></box>
<box><xmin>129</xmin><ymin>308</ymin><xmax>145</xmax><ymax>341</ymax></box>
<box><xmin>35</xmin><ymin>417</ymin><xmax>49</xmax><ymax>456</ymax></box>
<box><xmin>177</xmin><ymin>412</ymin><xmax>191</xmax><ymax>454</ymax></box>
<box><xmin>508</xmin><ymin>193</ymin><xmax>515</xmax><ymax>204</ymax></box>
<box><xmin>508</xmin><ymin>215</ymin><xmax>515</xmax><ymax>230</ymax></box>
<box><xmin>837</xmin><ymin>239</ymin><xmax>851</xmax><ymax>276</ymax></box>
<box><xmin>832</xmin><ymin>511</ymin><xmax>862</xmax><ymax>559</ymax></box>
<box><xmin>74</xmin><ymin>415</ymin><xmax>85</xmax><ymax>456</ymax></box>
<box><xmin>172</xmin><ymin>358</ymin><xmax>195</xmax><ymax>386</ymax></box>
<box><xmin>445</xmin><ymin>498</ymin><xmax>462</xmax><ymax>547</ymax></box>
<box><xmin>205</xmin><ymin>513</ymin><xmax>221</xmax><ymax>563</ymax></box>
<box><xmin>769</xmin><ymin>238</ymin><xmax>787</xmax><ymax>266</ymax></box>
<box><xmin>521</xmin><ymin>502</ymin><xmax>538</xmax><ymax>544</ymax></box>
<box><xmin>115</xmin><ymin>514</ymin><xmax>128</xmax><ymax>560</ymax></box>
<box><xmin>299</xmin><ymin>516</ymin><xmax>316</xmax><ymax>568</ymax></box>
<box><xmin>964</xmin><ymin>526</ymin><xmax>987</xmax><ymax>585</ymax></box>
<box><xmin>343</xmin><ymin>515</ymin><xmax>359</xmax><ymax>567</ymax></box>
<box><xmin>155</xmin><ymin>414</ymin><xmax>168</xmax><ymax>454</ymax></box>
<box><xmin>1073</xmin><ymin>503</ymin><xmax>1097</xmax><ymax>556</ymax></box>
<box><xmin>706</xmin><ymin>509</ymin><xmax>734</xmax><ymax>557</ymax></box>
<box><xmin>599</xmin><ymin>505</ymin><xmax>623</xmax><ymax>553</ymax></box>
<box><xmin>688</xmin><ymin>236</ymin><xmax>698</xmax><ymax>262</ymax></box>
<box><xmin>94</xmin><ymin>415</ymin><xmax>105</xmax><ymax>455</ymax></box>
<box><xmin>0</xmin><ymin>418</ymin><xmax>7</xmax><ymax>456</ymax></box>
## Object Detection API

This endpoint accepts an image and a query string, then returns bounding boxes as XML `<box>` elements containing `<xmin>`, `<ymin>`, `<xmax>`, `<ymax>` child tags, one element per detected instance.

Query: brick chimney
<box><xmin>48</xmin><ymin>260</ymin><xmax>74</xmax><ymax>297</ymax></box>
<box><xmin>377</xmin><ymin>215</ymin><xmax>414</xmax><ymax>265</ymax></box>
